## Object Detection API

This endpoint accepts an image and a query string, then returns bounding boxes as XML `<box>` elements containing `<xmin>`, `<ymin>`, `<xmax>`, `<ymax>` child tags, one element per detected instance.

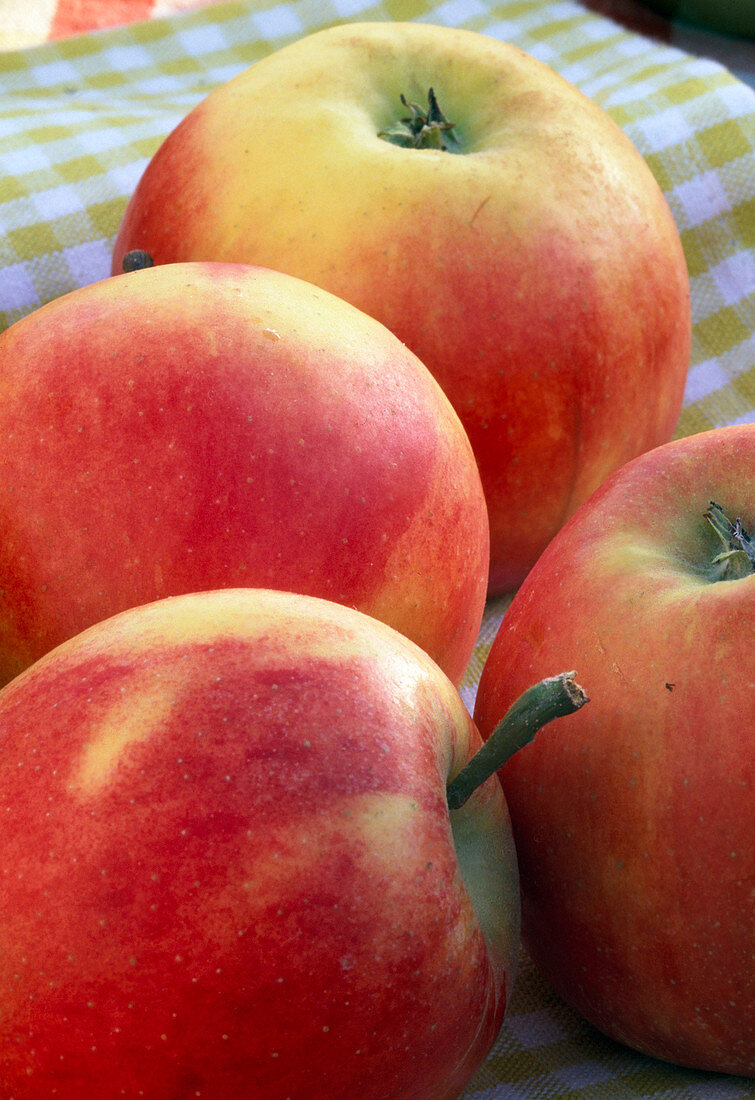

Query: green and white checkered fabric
<box><xmin>1</xmin><ymin>2</ymin><xmax>753</xmax><ymax>1096</ymax></box>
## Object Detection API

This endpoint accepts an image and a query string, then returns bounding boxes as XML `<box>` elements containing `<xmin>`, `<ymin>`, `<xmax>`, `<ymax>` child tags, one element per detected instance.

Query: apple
<box><xmin>638</xmin><ymin>0</ymin><xmax>755</xmax><ymax>38</ymax></box>
<box><xmin>473</xmin><ymin>424</ymin><xmax>755</xmax><ymax>1075</ymax></box>
<box><xmin>0</xmin><ymin>586</ymin><xmax>522</xmax><ymax>1099</ymax></box>
<box><xmin>0</xmin><ymin>260</ymin><xmax>489</xmax><ymax>689</ymax></box>
<box><xmin>111</xmin><ymin>20</ymin><xmax>691</xmax><ymax>595</ymax></box>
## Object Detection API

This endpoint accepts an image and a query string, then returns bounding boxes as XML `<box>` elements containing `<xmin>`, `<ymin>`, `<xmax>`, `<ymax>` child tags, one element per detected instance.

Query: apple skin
<box><xmin>0</xmin><ymin>260</ymin><xmax>489</xmax><ymax>688</ymax></box>
<box><xmin>473</xmin><ymin>424</ymin><xmax>754</xmax><ymax>1075</ymax></box>
<box><xmin>0</xmin><ymin>587</ymin><xmax>520</xmax><ymax>1099</ymax></box>
<box><xmin>111</xmin><ymin>21</ymin><xmax>691</xmax><ymax>595</ymax></box>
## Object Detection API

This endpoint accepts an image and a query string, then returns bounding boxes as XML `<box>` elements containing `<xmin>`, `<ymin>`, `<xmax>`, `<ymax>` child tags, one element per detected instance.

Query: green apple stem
<box><xmin>378</xmin><ymin>88</ymin><xmax>460</xmax><ymax>152</ymax></box>
<box><xmin>705</xmin><ymin>501</ymin><xmax>754</xmax><ymax>581</ymax></box>
<box><xmin>122</xmin><ymin>250</ymin><xmax>155</xmax><ymax>272</ymax></box>
<box><xmin>447</xmin><ymin>672</ymin><xmax>588</xmax><ymax>810</ymax></box>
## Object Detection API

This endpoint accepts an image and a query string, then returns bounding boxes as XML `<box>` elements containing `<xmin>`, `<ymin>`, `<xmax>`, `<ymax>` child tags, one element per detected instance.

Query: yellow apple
<box><xmin>112</xmin><ymin>21</ymin><xmax>691</xmax><ymax>594</ymax></box>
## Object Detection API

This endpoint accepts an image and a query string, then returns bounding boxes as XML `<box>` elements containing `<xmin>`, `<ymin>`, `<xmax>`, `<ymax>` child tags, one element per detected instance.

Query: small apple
<box><xmin>0</xmin><ymin>586</ymin><xmax>522</xmax><ymax>1099</ymax></box>
<box><xmin>0</xmin><ymin>260</ymin><xmax>489</xmax><ymax>688</ymax></box>
<box><xmin>112</xmin><ymin>21</ymin><xmax>691</xmax><ymax>594</ymax></box>
<box><xmin>474</xmin><ymin>424</ymin><xmax>754</xmax><ymax>1075</ymax></box>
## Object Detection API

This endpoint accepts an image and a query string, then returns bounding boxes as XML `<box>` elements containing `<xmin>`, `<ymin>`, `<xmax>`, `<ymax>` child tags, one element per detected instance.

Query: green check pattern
<box><xmin>1</xmin><ymin>2</ymin><xmax>753</xmax><ymax>1097</ymax></box>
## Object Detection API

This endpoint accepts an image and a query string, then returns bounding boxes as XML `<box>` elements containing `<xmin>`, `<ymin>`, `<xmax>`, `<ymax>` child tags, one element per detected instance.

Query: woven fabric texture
<box><xmin>0</xmin><ymin>2</ymin><xmax>753</xmax><ymax>1097</ymax></box>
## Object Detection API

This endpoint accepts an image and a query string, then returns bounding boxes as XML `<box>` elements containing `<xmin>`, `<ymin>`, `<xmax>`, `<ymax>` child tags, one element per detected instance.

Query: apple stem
<box><xmin>378</xmin><ymin>88</ymin><xmax>460</xmax><ymax>152</ymax></box>
<box><xmin>122</xmin><ymin>250</ymin><xmax>155</xmax><ymax>272</ymax></box>
<box><xmin>705</xmin><ymin>501</ymin><xmax>754</xmax><ymax>581</ymax></box>
<box><xmin>447</xmin><ymin>672</ymin><xmax>588</xmax><ymax>810</ymax></box>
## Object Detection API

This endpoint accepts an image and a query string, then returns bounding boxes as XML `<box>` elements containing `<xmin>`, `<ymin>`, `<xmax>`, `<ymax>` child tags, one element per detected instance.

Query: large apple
<box><xmin>111</xmin><ymin>21</ymin><xmax>691</xmax><ymax>595</ymax></box>
<box><xmin>0</xmin><ymin>586</ymin><xmax>521</xmax><ymax>1099</ymax></box>
<box><xmin>0</xmin><ymin>260</ymin><xmax>489</xmax><ymax>688</ymax></box>
<box><xmin>473</xmin><ymin>424</ymin><xmax>754</xmax><ymax>1075</ymax></box>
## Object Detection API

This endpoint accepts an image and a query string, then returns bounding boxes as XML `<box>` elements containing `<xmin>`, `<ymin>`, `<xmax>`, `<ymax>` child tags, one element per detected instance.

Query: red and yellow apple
<box><xmin>0</xmin><ymin>260</ymin><xmax>489</xmax><ymax>688</ymax></box>
<box><xmin>0</xmin><ymin>586</ymin><xmax>520</xmax><ymax>1099</ymax></box>
<box><xmin>112</xmin><ymin>20</ymin><xmax>691</xmax><ymax>594</ymax></box>
<box><xmin>474</xmin><ymin>424</ymin><xmax>754</xmax><ymax>1075</ymax></box>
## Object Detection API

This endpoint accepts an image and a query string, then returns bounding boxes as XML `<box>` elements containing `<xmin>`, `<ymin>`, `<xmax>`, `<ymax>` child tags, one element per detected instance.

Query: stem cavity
<box><xmin>447</xmin><ymin>672</ymin><xmax>589</xmax><ymax>810</ymax></box>
<box><xmin>705</xmin><ymin>501</ymin><xmax>755</xmax><ymax>581</ymax></box>
<box><xmin>378</xmin><ymin>88</ymin><xmax>460</xmax><ymax>152</ymax></box>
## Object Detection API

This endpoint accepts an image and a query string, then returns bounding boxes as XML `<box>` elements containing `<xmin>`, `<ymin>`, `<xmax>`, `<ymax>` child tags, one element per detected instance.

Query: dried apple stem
<box><xmin>447</xmin><ymin>672</ymin><xmax>588</xmax><ymax>810</ymax></box>
<box><xmin>705</xmin><ymin>501</ymin><xmax>754</xmax><ymax>581</ymax></box>
<box><xmin>378</xmin><ymin>88</ymin><xmax>460</xmax><ymax>152</ymax></box>
<box><xmin>122</xmin><ymin>250</ymin><xmax>155</xmax><ymax>272</ymax></box>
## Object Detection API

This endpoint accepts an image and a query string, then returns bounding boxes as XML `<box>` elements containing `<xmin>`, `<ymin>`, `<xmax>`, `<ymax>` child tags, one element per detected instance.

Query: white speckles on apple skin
<box><xmin>0</xmin><ymin>589</ymin><xmax>515</xmax><ymax>1098</ymax></box>
<box><xmin>475</xmin><ymin>425</ymin><xmax>754</xmax><ymax>1075</ymax></box>
<box><xmin>0</xmin><ymin>263</ymin><xmax>488</xmax><ymax>689</ymax></box>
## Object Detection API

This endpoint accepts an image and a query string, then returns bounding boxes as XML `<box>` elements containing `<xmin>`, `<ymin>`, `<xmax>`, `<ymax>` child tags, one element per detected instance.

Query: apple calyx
<box><xmin>447</xmin><ymin>672</ymin><xmax>588</xmax><ymax>809</ymax></box>
<box><xmin>122</xmin><ymin>249</ymin><xmax>155</xmax><ymax>272</ymax></box>
<box><xmin>705</xmin><ymin>501</ymin><xmax>755</xmax><ymax>581</ymax></box>
<box><xmin>378</xmin><ymin>88</ymin><xmax>460</xmax><ymax>152</ymax></box>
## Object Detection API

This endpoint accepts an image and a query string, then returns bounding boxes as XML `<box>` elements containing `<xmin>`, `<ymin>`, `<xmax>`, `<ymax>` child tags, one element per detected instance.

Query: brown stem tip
<box><xmin>447</xmin><ymin>672</ymin><xmax>589</xmax><ymax>810</ymax></box>
<box><xmin>122</xmin><ymin>249</ymin><xmax>155</xmax><ymax>273</ymax></box>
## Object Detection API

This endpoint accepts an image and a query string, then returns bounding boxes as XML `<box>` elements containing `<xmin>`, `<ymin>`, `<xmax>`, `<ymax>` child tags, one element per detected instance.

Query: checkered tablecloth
<box><xmin>1</xmin><ymin>1</ymin><xmax>753</xmax><ymax>1097</ymax></box>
